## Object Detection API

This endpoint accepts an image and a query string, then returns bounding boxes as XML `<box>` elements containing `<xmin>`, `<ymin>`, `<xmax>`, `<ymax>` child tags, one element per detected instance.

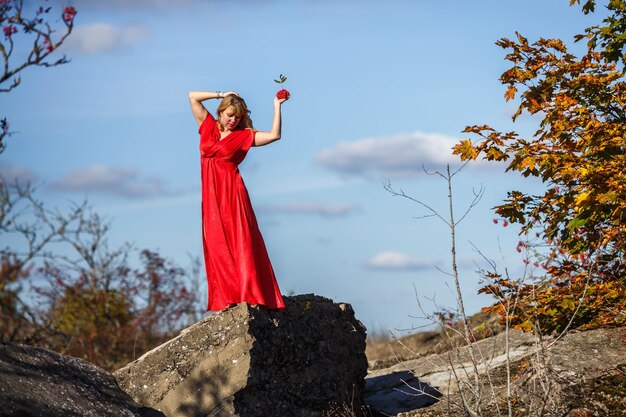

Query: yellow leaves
<box><xmin>585</xmin><ymin>119</ymin><xmax>599</xmax><ymax>130</ymax></box>
<box><xmin>554</xmin><ymin>93</ymin><xmax>578</xmax><ymax>109</ymax></box>
<box><xmin>486</xmin><ymin>275</ymin><xmax>626</xmax><ymax>334</ymax></box>
<box><xmin>453</xmin><ymin>139</ymin><xmax>478</xmax><ymax>161</ymax></box>
<box><xmin>508</xmin><ymin>154</ymin><xmax>539</xmax><ymax>176</ymax></box>
<box><xmin>597</xmin><ymin>191</ymin><xmax>617</xmax><ymax>204</ymax></box>
<box><xmin>486</xmin><ymin>147</ymin><xmax>506</xmax><ymax>161</ymax></box>
<box><xmin>458</xmin><ymin>5</ymin><xmax>626</xmax><ymax>335</ymax></box>
<box><xmin>560</xmin><ymin>298</ymin><xmax>576</xmax><ymax>311</ymax></box>
<box><xmin>575</xmin><ymin>191</ymin><xmax>590</xmax><ymax>206</ymax></box>
<box><xmin>543</xmin><ymin>39</ymin><xmax>567</xmax><ymax>53</ymax></box>
<box><xmin>519</xmin><ymin>156</ymin><xmax>535</xmax><ymax>171</ymax></box>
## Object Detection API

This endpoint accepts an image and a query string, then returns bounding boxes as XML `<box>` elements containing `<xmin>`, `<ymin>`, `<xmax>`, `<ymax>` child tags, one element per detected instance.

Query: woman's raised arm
<box><xmin>188</xmin><ymin>91</ymin><xmax>238</xmax><ymax>126</ymax></box>
<box><xmin>253</xmin><ymin>96</ymin><xmax>288</xmax><ymax>147</ymax></box>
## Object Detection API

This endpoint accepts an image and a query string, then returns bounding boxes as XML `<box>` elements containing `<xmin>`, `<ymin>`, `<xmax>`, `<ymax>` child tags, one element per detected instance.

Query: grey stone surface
<box><xmin>365</xmin><ymin>371</ymin><xmax>441</xmax><ymax>415</ymax></box>
<box><xmin>0</xmin><ymin>341</ymin><xmax>164</xmax><ymax>417</ymax></box>
<box><xmin>114</xmin><ymin>294</ymin><xmax>368</xmax><ymax>417</ymax></box>
<box><xmin>365</xmin><ymin>327</ymin><xmax>626</xmax><ymax>417</ymax></box>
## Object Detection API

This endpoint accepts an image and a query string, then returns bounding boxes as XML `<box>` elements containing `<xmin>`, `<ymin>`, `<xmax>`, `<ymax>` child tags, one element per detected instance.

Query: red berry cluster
<box><xmin>274</xmin><ymin>73</ymin><xmax>290</xmax><ymax>100</ymax></box>
<box><xmin>276</xmin><ymin>89</ymin><xmax>290</xmax><ymax>100</ymax></box>
<box><xmin>3</xmin><ymin>25</ymin><xmax>17</xmax><ymax>40</ymax></box>
<box><xmin>63</xmin><ymin>6</ymin><xmax>77</xmax><ymax>23</ymax></box>
<box><xmin>42</xmin><ymin>36</ymin><xmax>54</xmax><ymax>53</ymax></box>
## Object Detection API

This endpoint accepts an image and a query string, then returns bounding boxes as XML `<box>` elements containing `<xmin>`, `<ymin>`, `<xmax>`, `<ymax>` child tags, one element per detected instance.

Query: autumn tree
<box><xmin>454</xmin><ymin>0</ymin><xmax>626</xmax><ymax>332</ymax></box>
<box><xmin>0</xmin><ymin>180</ymin><xmax>202</xmax><ymax>369</ymax></box>
<box><xmin>40</xmin><ymin>244</ymin><xmax>198</xmax><ymax>369</ymax></box>
<box><xmin>0</xmin><ymin>180</ymin><xmax>88</xmax><ymax>343</ymax></box>
<box><xmin>0</xmin><ymin>0</ymin><xmax>76</xmax><ymax>153</ymax></box>
<box><xmin>35</xmin><ymin>210</ymin><xmax>200</xmax><ymax>369</ymax></box>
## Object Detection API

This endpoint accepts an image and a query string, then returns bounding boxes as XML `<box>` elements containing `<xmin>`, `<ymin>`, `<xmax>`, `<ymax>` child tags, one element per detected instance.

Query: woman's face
<box><xmin>219</xmin><ymin>106</ymin><xmax>242</xmax><ymax>130</ymax></box>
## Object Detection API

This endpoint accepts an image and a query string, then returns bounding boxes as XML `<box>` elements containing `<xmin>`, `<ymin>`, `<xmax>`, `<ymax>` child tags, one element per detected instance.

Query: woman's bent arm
<box><xmin>188</xmin><ymin>91</ymin><xmax>237</xmax><ymax>126</ymax></box>
<box><xmin>254</xmin><ymin>97</ymin><xmax>286</xmax><ymax>146</ymax></box>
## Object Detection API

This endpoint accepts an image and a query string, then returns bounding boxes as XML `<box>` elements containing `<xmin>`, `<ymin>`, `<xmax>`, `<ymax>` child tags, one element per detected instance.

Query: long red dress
<box><xmin>199</xmin><ymin>112</ymin><xmax>285</xmax><ymax>311</ymax></box>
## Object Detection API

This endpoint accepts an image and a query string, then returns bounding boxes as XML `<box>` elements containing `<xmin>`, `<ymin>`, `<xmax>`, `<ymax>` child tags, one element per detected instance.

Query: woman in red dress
<box><xmin>188</xmin><ymin>90</ymin><xmax>288</xmax><ymax>311</ymax></box>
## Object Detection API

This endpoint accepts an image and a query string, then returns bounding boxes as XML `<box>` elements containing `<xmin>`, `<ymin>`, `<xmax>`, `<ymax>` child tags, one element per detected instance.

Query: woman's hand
<box><xmin>274</xmin><ymin>95</ymin><xmax>288</xmax><ymax>106</ymax></box>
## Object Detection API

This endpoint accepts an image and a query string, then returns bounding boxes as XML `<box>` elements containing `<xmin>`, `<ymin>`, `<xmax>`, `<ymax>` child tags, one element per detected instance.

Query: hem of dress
<box><xmin>206</xmin><ymin>301</ymin><xmax>286</xmax><ymax>312</ymax></box>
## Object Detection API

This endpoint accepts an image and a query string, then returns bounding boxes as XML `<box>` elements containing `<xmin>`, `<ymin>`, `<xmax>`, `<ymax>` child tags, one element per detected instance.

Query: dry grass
<box><xmin>366</xmin><ymin>311</ymin><xmax>504</xmax><ymax>370</ymax></box>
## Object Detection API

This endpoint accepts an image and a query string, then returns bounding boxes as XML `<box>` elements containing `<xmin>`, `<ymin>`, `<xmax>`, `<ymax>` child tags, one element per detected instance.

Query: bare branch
<box><xmin>0</xmin><ymin>0</ymin><xmax>77</xmax><ymax>152</ymax></box>
<box><xmin>384</xmin><ymin>181</ymin><xmax>451</xmax><ymax>227</ymax></box>
<box><xmin>456</xmin><ymin>184</ymin><xmax>485</xmax><ymax>226</ymax></box>
<box><xmin>435</xmin><ymin>265</ymin><xmax>454</xmax><ymax>278</ymax></box>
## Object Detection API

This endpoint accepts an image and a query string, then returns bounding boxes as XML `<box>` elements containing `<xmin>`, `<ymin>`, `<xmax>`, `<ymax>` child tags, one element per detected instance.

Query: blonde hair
<box><xmin>216</xmin><ymin>95</ymin><xmax>253</xmax><ymax>130</ymax></box>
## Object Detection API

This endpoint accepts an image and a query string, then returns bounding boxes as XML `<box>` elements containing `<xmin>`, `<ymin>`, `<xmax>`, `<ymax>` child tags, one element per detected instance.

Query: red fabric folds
<box><xmin>199</xmin><ymin>113</ymin><xmax>285</xmax><ymax>311</ymax></box>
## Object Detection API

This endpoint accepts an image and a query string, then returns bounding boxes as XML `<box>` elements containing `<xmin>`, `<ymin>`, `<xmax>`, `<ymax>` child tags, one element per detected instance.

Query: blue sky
<box><xmin>0</xmin><ymin>0</ymin><xmax>602</xmax><ymax>333</ymax></box>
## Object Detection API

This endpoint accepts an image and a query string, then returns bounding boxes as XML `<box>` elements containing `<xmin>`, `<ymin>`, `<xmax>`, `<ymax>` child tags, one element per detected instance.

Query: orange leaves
<box><xmin>485</xmin><ymin>147</ymin><xmax>507</xmax><ymax>160</ymax></box>
<box><xmin>461</xmin><ymin>0</ymin><xmax>626</xmax><ymax>335</ymax></box>
<box><xmin>519</xmin><ymin>156</ymin><xmax>536</xmax><ymax>171</ymax></box>
<box><xmin>553</xmin><ymin>93</ymin><xmax>578</xmax><ymax>109</ymax></box>
<box><xmin>462</xmin><ymin>124</ymin><xmax>495</xmax><ymax>135</ymax></box>
<box><xmin>504</xmin><ymin>85</ymin><xmax>517</xmax><ymax>102</ymax></box>
<box><xmin>542</xmin><ymin>38</ymin><xmax>568</xmax><ymax>53</ymax></box>
<box><xmin>480</xmin><ymin>275</ymin><xmax>626</xmax><ymax>334</ymax></box>
<box><xmin>471</xmin><ymin>6</ymin><xmax>626</xmax><ymax>329</ymax></box>
<box><xmin>515</xmin><ymin>31</ymin><xmax>528</xmax><ymax>46</ymax></box>
<box><xmin>513</xmin><ymin>320</ymin><xmax>532</xmax><ymax>332</ymax></box>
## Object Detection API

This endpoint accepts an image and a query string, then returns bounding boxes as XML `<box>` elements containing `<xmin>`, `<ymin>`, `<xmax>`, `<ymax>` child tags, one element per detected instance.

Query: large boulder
<box><xmin>0</xmin><ymin>341</ymin><xmax>164</xmax><ymax>417</ymax></box>
<box><xmin>114</xmin><ymin>294</ymin><xmax>368</xmax><ymax>417</ymax></box>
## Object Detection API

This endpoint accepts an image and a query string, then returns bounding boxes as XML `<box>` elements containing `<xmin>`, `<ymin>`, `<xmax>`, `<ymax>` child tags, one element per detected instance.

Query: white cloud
<box><xmin>258</xmin><ymin>201</ymin><xmax>360</xmax><ymax>218</ymax></box>
<box><xmin>51</xmin><ymin>165</ymin><xmax>171</xmax><ymax>199</ymax></box>
<box><xmin>64</xmin><ymin>23</ymin><xmax>150</xmax><ymax>54</ymax></box>
<box><xmin>317</xmin><ymin>131</ymin><xmax>490</xmax><ymax>180</ymax></box>
<box><xmin>0</xmin><ymin>163</ymin><xmax>39</xmax><ymax>185</ymax></box>
<box><xmin>364</xmin><ymin>251</ymin><xmax>437</xmax><ymax>271</ymax></box>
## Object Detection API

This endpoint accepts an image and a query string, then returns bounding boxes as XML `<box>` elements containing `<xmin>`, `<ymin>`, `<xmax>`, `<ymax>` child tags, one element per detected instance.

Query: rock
<box><xmin>0</xmin><ymin>341</ymin><xmax>164</xmax><ymax>417</ymax></box>
<box><xmin>365</xmin><ymin>329</ymin><xmax>536</xmax><ymax>416</ymax></box>
<box><xmin>365</xmin><ymin>371</ymin><xmax>441</xmax><ymax>414</ymax></box>
<box><xmin>365</xmin><ymin>327</ymin><xmax>626</xmax><ymax>416</ymax></box>
<box><xmin>114</xmin><ymin>294</ymin><xmax>368</xmax><ymax>417</ymax></box>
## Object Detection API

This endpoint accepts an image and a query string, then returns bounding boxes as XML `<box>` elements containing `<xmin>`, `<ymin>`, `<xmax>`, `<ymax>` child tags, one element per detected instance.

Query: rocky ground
<box><xmin>364</xmin><ymin>315</ymin><xmax>626</xmax><ymax>417</ymax></box>
<box><xmin>0</xmin><ymin>342</ymin><xmax>164</xmax><ymax>417</ymax></box>
<box><xmin>365</xmin><ymin>312</ymin><xmax>503</xmax><ymax>371</ymax></box>
<box><xmin>115</xmin><ymin>295</ymin><xmax>368</xmax><ymax>417</ymax></box>
<box><xmin>2</xmin><ymin>300</ymin><xmax>624</xmax><ymax>417</ymax></box>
